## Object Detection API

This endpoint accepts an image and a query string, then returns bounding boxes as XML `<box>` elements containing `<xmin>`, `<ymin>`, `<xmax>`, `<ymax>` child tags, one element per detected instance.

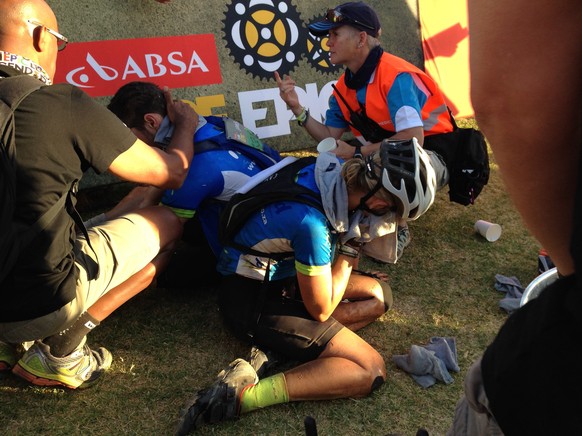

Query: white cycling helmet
<box><xmin>364</xmin><ymin>138</ymin><xmax>436</xmax><ymax>220</ymax></box>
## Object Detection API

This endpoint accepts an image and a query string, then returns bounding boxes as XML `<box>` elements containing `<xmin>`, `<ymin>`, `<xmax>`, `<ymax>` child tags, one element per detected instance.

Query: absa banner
<box><xmin>54</xmin><ymin>34</ymin><xmax>222</xmax><ymax>97</ymax></box>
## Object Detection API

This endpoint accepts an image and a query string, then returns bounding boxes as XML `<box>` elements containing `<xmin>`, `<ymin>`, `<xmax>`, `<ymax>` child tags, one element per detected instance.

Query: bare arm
<box><xmin>108</xmin><ymin>88</ymin><xmax>198</xmax><ymax>189</ymax></box>
<box><xmin>104</xmin><ymin>185</ymin><xmax>164</xmax><ymax>220</ymax></box>
<box><xmin>275</xmin><ymin>71</ymin><xmax>344</xmax><ymax>143</ymax></box>
<box><xmin>333</xmin><ymin>126</ymin><xmax>425</xmax><ymax>160</ymax></box>
<box><xmin>469</xmin><ymin>0</ymin><xmax>581</xmax><ymax>275</ymax></box>
<box><xmin>297</xmin><ymin>252</ymin><xmax>357</xmax><ymax>322</ymax></box>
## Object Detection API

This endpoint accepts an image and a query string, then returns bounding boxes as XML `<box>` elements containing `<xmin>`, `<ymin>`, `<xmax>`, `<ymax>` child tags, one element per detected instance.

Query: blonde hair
<box><xmin>366</xmin><ymin>34</ymin><xmax>381</xmax><ymax>49</ymax></box>
<box><xmin>341</xmin><ymin>154</ymin><xmax>394</xmax><ymax>204</ymax></box>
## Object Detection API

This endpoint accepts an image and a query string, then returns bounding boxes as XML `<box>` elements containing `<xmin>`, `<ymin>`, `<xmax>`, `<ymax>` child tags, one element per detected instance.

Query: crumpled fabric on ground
<box><xmin>494</xmin><ymin>274</ymin><xmax>524</xmax><ymax>314</ymax></box>
<box><xmin>392</xmin><ymin>336</ymin><xmax>460</xmax><ymax>388</ymax></box>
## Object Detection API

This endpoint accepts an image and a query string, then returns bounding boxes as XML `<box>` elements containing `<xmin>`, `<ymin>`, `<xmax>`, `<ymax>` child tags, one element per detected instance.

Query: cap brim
<box><xmin>308</xmin><ymin>20</ymin><xmax>341</xmax><ymax>36</ymax></box>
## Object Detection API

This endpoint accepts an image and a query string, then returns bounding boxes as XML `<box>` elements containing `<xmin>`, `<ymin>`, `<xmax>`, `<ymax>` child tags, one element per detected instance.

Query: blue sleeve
<box><xmin>161</xmin><ymin>152</ymin><xmax>224</xmax><ymax>211</ymax></box>
<box><xmin>292</xmin><ymin>209</ymin><xmax>333</xmax><ymax>276</ymax></box>
<box><xmin>325</xmin><ymin>95</ymin><xmax>349</xmax><ymax>129</ymax></box>
<box><xmin>387</xmin><ymin>72</ymin><xmax>427</xmax><ymax>125</ymax></box>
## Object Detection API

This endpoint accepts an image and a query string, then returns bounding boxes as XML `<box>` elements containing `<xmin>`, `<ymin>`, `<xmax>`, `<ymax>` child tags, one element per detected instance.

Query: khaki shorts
<box><xmin>0</xmin><ymin>213</ymin><xmax>160</xmax><ymax>342</ymax></box>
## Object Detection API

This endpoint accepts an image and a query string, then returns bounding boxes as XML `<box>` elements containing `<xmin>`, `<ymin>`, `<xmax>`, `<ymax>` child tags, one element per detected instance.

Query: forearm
<box><xmin>330</xmin><ymin>243</ymin><xmax>363</xmax><ymax>305</ymax></box>
<box><xmin>83</xmin><ymin>186</ymin><xmax>164</xmax><ymax>228</ymax></box>
<box><xmin>159</xmin><ymin>89</ymin><xmax>198</xmax><ymax>186</ymax></box>
<box><xmin>164</xmin><ymin>124</ymin><xmax>196</xmax><ymax>183</ymax></box>
<box><xmin>389</xmin><ymin>126</ymin><xmax>425</xmax><ymax>146</ymax></box>
<box><xmin>330</xmin><ymin>256</ymin><xmax>356</xmax><ymax>303</ymax></box>
<box><xmin>299</xmin><ymin>248</ymin><xmax>359</xmax><ymax>321</ymax></box>
<box><xmin>106</xmin><ymin>186</ymin><xmax>164</xmax><ymax>219</ymax></box>
<box><xmin>340</xmin><ymin>126</ymin><xmax>425</xmax><ymax>159</ymax></box>
<box><xmin>288</xmin><ymin>105</ymin><xmax>335</xmax><ymax>142</ymax></box>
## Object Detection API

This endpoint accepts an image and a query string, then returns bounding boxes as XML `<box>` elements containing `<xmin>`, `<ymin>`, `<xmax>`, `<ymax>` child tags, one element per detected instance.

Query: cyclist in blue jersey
<box><xmin>176</xmin><ymin>138</ymin><xmax>437</xmax><ymax>434</ymax></box>
<box><xmin>101</xmin><ymin>81</ymin><xmax>282</xmax><ymax>285</ymax></box>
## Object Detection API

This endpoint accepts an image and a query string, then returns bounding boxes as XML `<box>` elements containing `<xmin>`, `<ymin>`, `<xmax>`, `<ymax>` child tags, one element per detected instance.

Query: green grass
<box><xmin>0</xmin><ymin>128</ymin><xmax>542</xmax><ymax>435</ymax></box>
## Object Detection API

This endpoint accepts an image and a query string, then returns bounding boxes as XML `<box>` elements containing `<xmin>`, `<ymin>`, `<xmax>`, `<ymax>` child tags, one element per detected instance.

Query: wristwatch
<box><xmin>353</xmin><ymin>144</ymin><xmax>363</xmax><ymax>159</ymax></box>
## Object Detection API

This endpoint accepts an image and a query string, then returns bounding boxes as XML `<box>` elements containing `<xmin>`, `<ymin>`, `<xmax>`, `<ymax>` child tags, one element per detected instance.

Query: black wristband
<box><xmin>337</xmin><ymin>243</ymin><xmax>361</xmax><ymax>258</ymax></box>
<box><xmin>353</xmin><ymin>144</ymin><xmax>363</xmax><ymax>159</ymax></box>
<box><xmin>345</xmin><ymin>239</ymin><xmax>363</xmax><ymax>249</ymax></box>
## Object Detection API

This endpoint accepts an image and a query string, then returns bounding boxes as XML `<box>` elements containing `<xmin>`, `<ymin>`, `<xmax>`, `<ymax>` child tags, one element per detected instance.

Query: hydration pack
<box><xmin>218</xmin><ymin>156</ymin><xmax>324</xmax><ymax>260</ymax></box>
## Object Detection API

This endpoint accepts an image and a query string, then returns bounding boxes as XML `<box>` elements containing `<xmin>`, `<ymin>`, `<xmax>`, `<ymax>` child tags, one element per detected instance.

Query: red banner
<box><xmin>54</xmin><ymin>34</ymin><xmax>222</xmax><ymax>97</ymax></box>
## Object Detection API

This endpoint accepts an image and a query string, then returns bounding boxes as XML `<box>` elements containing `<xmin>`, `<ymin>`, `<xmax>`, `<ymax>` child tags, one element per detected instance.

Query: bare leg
<box><xmin>332</xmin><ymin>274</ymin><xmax>391</xmax><ymax>331</ymax></box>
<box><xmin>469</xmin><ymin>0</ymin><xmax>582</xmax><ymax>275</ymax></box>
<box><xmin>284</xmin><ymin>327</ymin><xmax>386</xmax><ymax>400</ymax></box>
<box><xmin>87</xmin><ymin>206</ymin><xmax>182</xmax><ymax>321</ymax></box>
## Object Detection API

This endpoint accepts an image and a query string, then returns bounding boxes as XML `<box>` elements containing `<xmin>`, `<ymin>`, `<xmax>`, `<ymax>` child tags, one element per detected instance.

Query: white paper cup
<box><xmin>317</xmin><ymin>137</ymin><xmax>337</xmax><ymax>153</ymax></box>
<box><xmin>474</xmin><ymin>220</ymin><xmax>502</xmax><ymax>242</ymax></box>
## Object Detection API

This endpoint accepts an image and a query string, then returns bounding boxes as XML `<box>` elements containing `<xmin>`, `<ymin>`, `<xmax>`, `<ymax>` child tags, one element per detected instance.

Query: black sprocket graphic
<box><xmin>223</xmin><ymin>0</ymin><xmax>306</xmax><ymax>80</ymax></box>
<box><xmin>304</xmin><ymin>13</ymin><xmax>343</xmax><ymax>75</ymax></box>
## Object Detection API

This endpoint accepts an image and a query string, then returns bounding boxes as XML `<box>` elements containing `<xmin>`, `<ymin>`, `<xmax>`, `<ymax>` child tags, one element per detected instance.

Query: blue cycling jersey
<box><xmin>216</xmin><ymin>164</ymin><xmax>338</xmax><ymax>281</ymax></box>
<box><xmin>161</xmin><ymin>119</ymin><xmax>280</xmax><ymax>256</ymax></box>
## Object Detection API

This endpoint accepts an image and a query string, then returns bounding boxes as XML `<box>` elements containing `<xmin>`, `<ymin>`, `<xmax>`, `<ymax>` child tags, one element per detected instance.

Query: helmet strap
<box><xmin>355</xmin><ymin>179</ymin><xmax>384</xmax><ymax>215</ymax></box>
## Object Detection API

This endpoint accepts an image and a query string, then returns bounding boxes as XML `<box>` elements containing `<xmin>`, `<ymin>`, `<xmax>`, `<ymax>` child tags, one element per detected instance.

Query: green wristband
<box><xmin>296</xmin><ymin>107</ymin><xmax>309</xmax><ymax>126</ymax></box>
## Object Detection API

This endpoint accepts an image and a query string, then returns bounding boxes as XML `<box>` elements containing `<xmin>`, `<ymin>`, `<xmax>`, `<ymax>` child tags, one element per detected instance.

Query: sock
<box><xmin>240</xmin><ymin>373</ymin><xmax>289</xmax><ymax>414</ymax></box>
<box><xmin>44</xmin><ymin>312</ymin><xmax>100</xmax><ymax>357</ymax></box>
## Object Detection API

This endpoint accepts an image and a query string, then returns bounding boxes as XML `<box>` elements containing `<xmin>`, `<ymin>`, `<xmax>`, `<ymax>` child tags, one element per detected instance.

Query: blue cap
<box><xmin>308</xmin><ymin>2</ymin><xmax>381</xmax><ymax>37</ymax></box>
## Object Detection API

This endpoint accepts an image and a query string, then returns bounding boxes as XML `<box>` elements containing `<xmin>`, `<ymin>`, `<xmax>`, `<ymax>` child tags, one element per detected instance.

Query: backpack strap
<box><xmin>0</xmin><ymin>75</ymin><xmax>43</xmax><ymax>107</ymax></box>
<box><xmin>19</xmin><ymin>184</ymin><xmax>69</xmax><ymax>248</ymax></box>
<box><xmin>218</xmin><ymin>156</ymin><xmax>324</xmax><ymax>260</ymax></box>
<box><xmin>18</xmin><ymin>181</ymin><xmax>97</xmax><ymax>279</ymax></box>
<box><xmin>331</xmin><ymin>83</ymin><xmax>394</xmax><ymax>143</ymax></box>
<box><xmin>446</xmin><ymin>106</ymin><xmax>459</xmax><ymax>131</ymax></box>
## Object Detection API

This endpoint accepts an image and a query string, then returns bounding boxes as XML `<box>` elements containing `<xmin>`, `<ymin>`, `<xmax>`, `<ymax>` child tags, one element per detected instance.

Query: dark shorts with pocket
<box><xmin>218</xmin><ymin>274</ymin><xmax>343</xmax><ymax>362</ymax></box>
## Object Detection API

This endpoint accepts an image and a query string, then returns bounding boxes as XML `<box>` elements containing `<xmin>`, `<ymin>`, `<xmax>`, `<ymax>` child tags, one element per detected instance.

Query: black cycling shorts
<box><xmin>218</xmin><ymin>274</ymin><xmax>343</xmax><ymax>362</ymax></box>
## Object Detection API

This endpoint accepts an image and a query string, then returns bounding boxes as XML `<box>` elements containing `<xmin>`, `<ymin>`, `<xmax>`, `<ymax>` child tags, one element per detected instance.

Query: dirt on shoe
<box><xmin>175</xmin><ymin>358</ymin><xmax>258</xmax><ymax>435</ymax></box>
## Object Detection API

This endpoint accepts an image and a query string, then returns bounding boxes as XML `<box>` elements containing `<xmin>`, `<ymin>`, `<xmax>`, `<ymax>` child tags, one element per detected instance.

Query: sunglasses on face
<box><xmin>355</xmin><ymin>180</ymin><xmax>398</xmax><ymax>217</ymax></box>
<box><xmin>325</xmin><ymin>8</ymin><xmax>375</xmax><ymax>32</ymax></box>
<box><xmin>27</xmin><ymin>19</ymin><xmax>69</xmax><ymax>51</ymax></box>
<box><xmin>359</xmin><ymin>201</ymin><xmax>396</xmax><ymax>217</ymax></box>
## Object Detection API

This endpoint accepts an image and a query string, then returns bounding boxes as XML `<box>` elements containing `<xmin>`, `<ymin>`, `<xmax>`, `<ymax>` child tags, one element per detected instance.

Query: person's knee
<box><xmin>367</xmin><ymin>280</ymin><xmax>392</xmax><ymax>317</ymax></box>
<box><xmin>378</xmin><ymin>280</ymin><xmax>393</xmax><ymax>312</ymax></box>
<box><xmin>370</xmin><ymin>375</ymin><xmax>385</xmax><ymax>392</ymax></box>
<box><xmin>345</xmin><ymin>360</ymin><xmax>386</xmax><ymax>398</ymax></box>
<box><xmin>364</xmin><ymin>364</ymin><xmax>386</xmax><ymax>395</ymax></box>
<box><xmin>138</xmin><ymin>205</ymin><xmax>183</xmax><ymax>248</ymax></box>
<box><xmin>372</xmin><ymin>352</ymin><xmax>386</xmax><ymax>378</ymax></box>
<box><xmin>361</xmin><ymin>350</ymin><xmax>386</xmax><ymax>393</ymax></box>
<box><xmin>325</xmin><ymin>328</ymin><xmax>386</xmax><ymax>395</ymax></box>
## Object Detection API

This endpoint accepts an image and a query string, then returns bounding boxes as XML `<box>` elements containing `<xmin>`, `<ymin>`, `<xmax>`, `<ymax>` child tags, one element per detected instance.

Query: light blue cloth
<box><xmin>392</xmin><ymin>336</ymin><xmax>460</xmax><ymax>388</ymax></box>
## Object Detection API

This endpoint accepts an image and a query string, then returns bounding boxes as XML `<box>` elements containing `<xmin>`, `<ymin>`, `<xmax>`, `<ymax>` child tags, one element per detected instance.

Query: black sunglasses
<box><xmin>325</xmin><ymin>8</ymin><xmax>375</xmax><ymax>32</ymax></box>
<box><xmin>27</xmin><ymin>19</ymin><xmax>68</xmax><ymax>51</ymax></box>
